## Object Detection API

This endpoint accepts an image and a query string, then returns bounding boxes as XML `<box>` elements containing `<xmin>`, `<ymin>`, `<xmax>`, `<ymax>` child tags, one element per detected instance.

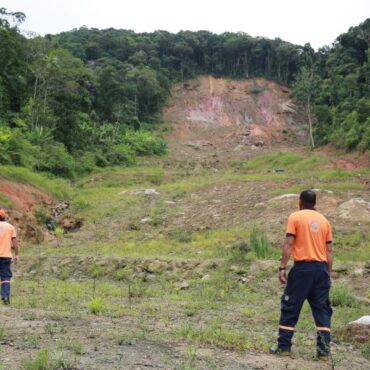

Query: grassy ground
<box><xmin>1</xmin><ymin>149</ymin><xmax>370</xmax><ymax>369</ymax></box>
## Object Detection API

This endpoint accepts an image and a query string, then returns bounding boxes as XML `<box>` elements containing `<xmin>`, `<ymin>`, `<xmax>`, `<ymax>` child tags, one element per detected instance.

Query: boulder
<box><xmin>332</xmin><ymin>264</ymin><xmax>348</xmax><ymax>273</ymax></box>
<box><xmin>269</xmin><ymin>194</ymin><xmax>298</xmax><ymax>201</ymax></box>
<box><xmin>336</xmin><ymin>198</ymin><xmax>370</xmax><ymax>224</ymax></box>
<box><xmin>350</xmin><ymin>316</ymin><xmax>370</xmax><ymax>325</ymax></box>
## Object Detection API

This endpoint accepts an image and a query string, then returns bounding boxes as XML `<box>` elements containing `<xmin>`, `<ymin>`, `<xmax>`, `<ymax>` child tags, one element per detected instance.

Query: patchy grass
<box><xmin>5</xmin><ymin>149</ymin><xmax>370</xmax><ymax>368</ymax></box>
<box><xmin>177</xmin><ymin>321</ymin><xmax>254</xmax><ymax>351</ymax></box>
<box><xmin>22</xmin><ymin>348</ymin><xmax>72</xmax><ymax>370</ymax></box>
<box><xmin>233</xmin><ymin>151</ymin><xmax>328</xmax><ymax>173</ymax></box>
<box><xmin>0</xmin><ymin>165</ymin><xmax>71</xmax><ymax>199</ymax></box>
<box><xmin>334</xmin><ymin>231</ymin><xmax>370</xmax><ymax>262</ymax></box>
<box><xmin>0</xmin><ymin>192</ymin><xmax>13</xmax><ymax>208</ymax></box>
<box><xmin>331</xmin><ymin>284</ymin><xmax>355</xmax><ymax>307</ymax></box>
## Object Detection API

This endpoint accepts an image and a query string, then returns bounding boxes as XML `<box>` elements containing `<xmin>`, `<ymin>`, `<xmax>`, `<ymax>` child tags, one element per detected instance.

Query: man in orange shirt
<box><xmin>271</xmin><ymin>190</ymin><xmax>333</xmax><ymax>360</ymax></box>
<box><xmin>0</xmin><ymin>209</ymin><xmax>19</xmax><ymax>305</ymax></box>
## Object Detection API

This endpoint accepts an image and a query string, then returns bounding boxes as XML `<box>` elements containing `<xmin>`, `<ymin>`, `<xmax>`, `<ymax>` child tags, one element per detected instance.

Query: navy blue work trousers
<box><xmin>0</xmin><ymin>257</ymin><xmax>12</xmax><ymax>299</ymax></box>
<box><xmin>278</xmin><ymin>261</ymin><xmax>333</xmax><ymax>355</ymax></box>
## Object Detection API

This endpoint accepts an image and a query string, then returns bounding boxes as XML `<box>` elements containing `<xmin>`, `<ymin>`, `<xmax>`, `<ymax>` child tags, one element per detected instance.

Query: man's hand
<box><xmin>279</xmin><ymin>268</ymin><xmax>287</xmax><ymax>284</ymax></box>
<box><xmin>12</xmin><ymin>255</ymin><xmax>19</xmax><ymax>263</ymax></box>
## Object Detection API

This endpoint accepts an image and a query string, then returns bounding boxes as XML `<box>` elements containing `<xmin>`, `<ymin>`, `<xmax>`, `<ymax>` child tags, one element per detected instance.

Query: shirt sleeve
<box><xmin>11</xmin><ymin>226</ymin><xmax>16</xmax><ymax>238</ymax></box>
<box><xmin>286</xmin><ymin>214</ymin><xmax>296</xmax><ymax>237</ymax></box>
<box><xmin>326</xmin><ymin>222</ymin><xmax>332</xmax><ymax>243</ymax></box>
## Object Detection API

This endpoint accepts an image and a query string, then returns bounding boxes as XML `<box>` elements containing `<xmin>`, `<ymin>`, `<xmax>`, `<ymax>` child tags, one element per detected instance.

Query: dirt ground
<box><xmin>1</xmin><ymin>305</ymin><xmax>369</xmax><ymax>370</ymax></box>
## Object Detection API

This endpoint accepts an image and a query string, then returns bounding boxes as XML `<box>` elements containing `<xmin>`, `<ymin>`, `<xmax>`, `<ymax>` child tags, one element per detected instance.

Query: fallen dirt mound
<box><xmin>163</xmin><ymin>76</ymin><xmax>306</xmax><ymax>159</ymax></box>
<box><xmin>0</xmin><ymin>179</ymin><xmax>54</xmax><ymax>242</ymax></box>
<box><xmin>335</xmin><ymin>323</ymin><xmax>370</xmax><ymax>344</ymax></box>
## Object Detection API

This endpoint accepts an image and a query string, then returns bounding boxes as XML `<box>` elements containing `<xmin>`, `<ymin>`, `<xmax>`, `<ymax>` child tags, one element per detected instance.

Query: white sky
<box><xmin>3</xmin><ymin>0</ymin><xmax>370</xmax><ymax>49</ymax></box>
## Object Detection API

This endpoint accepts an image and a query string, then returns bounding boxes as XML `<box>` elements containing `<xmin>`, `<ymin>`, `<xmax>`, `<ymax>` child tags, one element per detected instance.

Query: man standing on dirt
<box><xmin>271</xmin><ymin>190</ymin><xmax>333</xmax><ymax>361</ymax></box>
<box><xmin>0</xmin><ymin>209</ymin><xmax>19</xmax><ymax>305</ymax></box>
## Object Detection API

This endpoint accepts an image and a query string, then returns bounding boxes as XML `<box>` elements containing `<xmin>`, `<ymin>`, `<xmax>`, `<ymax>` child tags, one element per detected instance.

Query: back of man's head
<box><xmin>300</xmin><ymin>190</ymin><xmax>316</xmax><ymax>210</ymax></box>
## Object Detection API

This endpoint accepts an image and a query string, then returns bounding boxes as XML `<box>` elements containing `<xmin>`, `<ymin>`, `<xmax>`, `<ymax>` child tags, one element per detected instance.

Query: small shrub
<box><xmin>168</xmin><ymin>229</ymin><xmax>192</xmax><ymax>243</ymax></box>
<box><xmin>89</xmin><ymin>265</ymin><xmax>107</xmax><ymax>278</ymax></box>
<box><xmin>59</xmin><ymin>268</ymin><xmax>69</xmax><ymax>281</ymax></box>
<box><xmin>69</xmin><ymin>340</ymin><xmax>83</xmax><ymax>355</ymax></box>
<box><xmin>54</xmin><ymin>227</ymin><xmax>64</xmax><ymax>246</ymax></box>
<box><xmin>330</xmin><ymin>284</ymin><xmax>354</xmax><ymax>307</ymax></box>
<box><xmin>35</xmin><ymin>208</ymin><xmax>49</xmax><ymax>225</ymax></box>
<box><xmin>50</xmin><ymin>350</ymin><xmax>72</xmax><ymax>369</ymax></box>
<box><xmin>229</xmin><ymin>241</ymin><xmax>250</xmax><ymax>260</ymax></box>
<box><xmin>90</xmin><ymin>297</ymin><xmax>103</xmax><ymax>314</ymax></box>
<box><xmin>23</xmin><ymin>348</ymin><xmax>49</xmax><ymax>370</ymax></box>
<box><xmin>250</xmin><ymin>229</ymin><xmax>272</xmax><ymax>259</ymax></box>
<box><xmin>0</xmin><ymin>327</ymin><xmax>7</xmax><ymax>341</ymax></box>
<box><xmin>115</xmin><ymin>268</ymin><xmax>127</xmax><ymax>281</ymax></box>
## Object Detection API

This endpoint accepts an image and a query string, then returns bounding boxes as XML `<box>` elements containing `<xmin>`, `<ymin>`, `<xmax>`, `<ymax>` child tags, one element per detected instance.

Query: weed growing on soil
<box><xmin>177</xmin><ymin>322</ymin><xmax>253</xmax><ymax>351</ymax></box>
<box><xmin>68</xmin><ymin>340</ymin><xmax>83</xmax><ymax>355</ymax></box>
<box><xmin>0</xmin><ymin>327</ymin><xmax>6</xmax><ymax>341</ymax></box>
<box><xmin>331</xmin><ymin>284</ymin><xmax>355</xmax><ymax>307</ymax></box>
<box><xmin>362</xmin><ymin>343</ymin><xmax>370</xmax><ymax>359</ymax></box>
<box><xmin>23</xmin><ymin>348</ymin><xmax>72</xmax><ymax>370</ymax></box>
<box><xmin>250</xmin><ymin>229</ymin><xmax>274</xmax><ymax>259</ymax></box>
<box><xmin>0</xmin><ymin>192</ymin><xmax>13</xmax><ymax>207</ymax></box>
<box><xmin>179</xmin><ymin>345</ymin><xmax>198</xmax><ymax>370</ymax></box>
<box><xmin>89</xmin><ymin>297</ymin><xmax>103</xmax><ymax>314</ymax></box>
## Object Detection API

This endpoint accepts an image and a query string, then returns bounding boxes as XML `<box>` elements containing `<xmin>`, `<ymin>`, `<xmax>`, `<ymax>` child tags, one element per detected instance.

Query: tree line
<box><xmin>0</xmin><ymin>8</ymin><xmax>369</xmax><ymax>177</ymax></box>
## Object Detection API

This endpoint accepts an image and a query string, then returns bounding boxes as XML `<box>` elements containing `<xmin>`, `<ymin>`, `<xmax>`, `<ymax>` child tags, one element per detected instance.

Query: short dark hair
<box><xmin>0</xmin><ymin>217</ymin><xmax>5</xmax><ymax>222</ymax></box>
<box><xmin>300</xmin><ymin>190</ymin><xmax>316</xmax><ymax>209</ymax></box>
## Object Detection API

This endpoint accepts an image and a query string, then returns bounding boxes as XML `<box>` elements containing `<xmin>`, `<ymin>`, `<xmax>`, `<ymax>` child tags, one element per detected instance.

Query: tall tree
<box><xmin>292</xmin><ymin>66</ymin><xmax>320</xmax><ymax>148</ymax></box>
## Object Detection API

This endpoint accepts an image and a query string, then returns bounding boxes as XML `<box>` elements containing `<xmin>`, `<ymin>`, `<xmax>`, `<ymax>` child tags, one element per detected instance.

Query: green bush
<box><xmin>35</xmin><ymin>142</ymin><xmax>76</xmax><ymax>178</ymax></box>
<box><xmin>105</xmin><ymin>143</ymin><xmax>136</xmax><ymax>166</ymax></box>
<box><xmin>123</xmin><ymin>130</ymin><xmax>167</xmax><ymax>156</ymax></box>
<box><xmin>0</xmin><ymin>126</ymin><xmax>38</xmax><ymax>168</ymax></box>
<box><xmin>74</xmin><ymin>151</ymin><xmax>97</xmax><ymax>175</ymax></box>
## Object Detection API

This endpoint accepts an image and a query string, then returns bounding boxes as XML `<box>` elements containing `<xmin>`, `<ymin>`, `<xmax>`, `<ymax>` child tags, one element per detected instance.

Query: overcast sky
<box><xmin>3</xmin><ymin>0</ymin><xmax>370</xmax><ymax>49</ymax></box>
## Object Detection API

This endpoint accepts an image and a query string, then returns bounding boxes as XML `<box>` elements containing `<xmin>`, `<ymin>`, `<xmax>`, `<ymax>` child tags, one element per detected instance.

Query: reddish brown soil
<box><xmin>163</xmin><ymin>76</ymin><xmax>306</xmax><ymax>160</ymax></box>
<box><xmin>318</xmin><ymin>145</ymin><xmax>370</xmax><ymax>170</ymax></box>
<box><xmin>0</xmin><ymin>179</ymin><xmax>54</xmax><ymax>242</ymax></box>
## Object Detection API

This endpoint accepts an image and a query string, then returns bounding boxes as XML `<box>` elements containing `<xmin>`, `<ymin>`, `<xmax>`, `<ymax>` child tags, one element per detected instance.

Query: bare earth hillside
<box><xmin>163</xmin><ymin>76</ymin><xmax>305</xmax><ymax>160</ymax></box>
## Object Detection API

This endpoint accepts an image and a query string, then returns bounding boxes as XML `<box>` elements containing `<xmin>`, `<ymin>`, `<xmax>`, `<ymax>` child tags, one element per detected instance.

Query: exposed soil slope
<box><xmin>0</xmin><ymin>179</ymin><xmax>54</xmax><ymax>242</ymax></box>
<box><xmin>163</xmin><ymin>76</ymin><xmax>306</xmax><ymax>159</ymax></box>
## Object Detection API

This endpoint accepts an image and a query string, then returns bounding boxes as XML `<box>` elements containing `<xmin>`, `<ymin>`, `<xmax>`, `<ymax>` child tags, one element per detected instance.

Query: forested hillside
<box><xmin>0</xmin><ymin>8</ymin><xmax>369</xmax><ymax>178</ymax></box>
